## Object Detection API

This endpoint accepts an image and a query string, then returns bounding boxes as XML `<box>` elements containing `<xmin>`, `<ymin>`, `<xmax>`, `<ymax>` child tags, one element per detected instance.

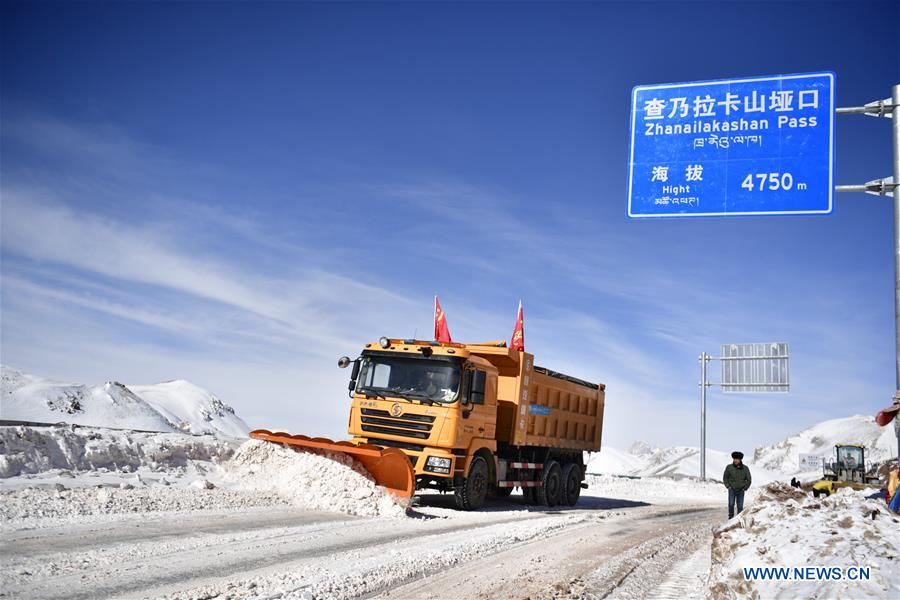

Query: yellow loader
<box><xmin>811</xmin><ymin>444</ymin><xmax>881</xmax><ymax>497</ymax></box>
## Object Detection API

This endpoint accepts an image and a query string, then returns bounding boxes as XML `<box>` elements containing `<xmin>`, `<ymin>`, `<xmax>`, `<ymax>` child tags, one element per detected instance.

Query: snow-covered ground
<box><xmin>709</xmin><ymin>482</ymin><xmax>900</xmax><ymax>599</ymax></box>
<box><xmin>2</xmin><ymin>417</ymin><xmax>897</xmax><ymax>599</ymax></box>
<box><xmin>3</xmin><ymin>372</ymin><xmax>898</xmax><ymax>599</ymax></box>
<box><xmin>1</xmin><ymin>365</ymin><xmax>249</xmax><ymax>437</ymax></box>
<box><xmin>0</xmin><ymin>423</ymin><xmax>722</xmax><ymax>600</ymax></box>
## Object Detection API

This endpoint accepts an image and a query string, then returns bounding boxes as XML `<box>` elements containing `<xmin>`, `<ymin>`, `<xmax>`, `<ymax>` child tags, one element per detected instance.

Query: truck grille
<box><xmin>365</xmin><ymin>437</ymin><xmax>425</xmax><ymax>453</ymax></box>
<box><xmin>360</xmin><ymin>408</ymin><xmax>436</xmax><ymax>440</ymax></box>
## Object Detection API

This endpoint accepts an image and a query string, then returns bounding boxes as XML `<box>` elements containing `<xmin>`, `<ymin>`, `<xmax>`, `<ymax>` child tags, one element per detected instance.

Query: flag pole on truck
<box><xmin>434</xmin><ymin>295</ymin><xmax>452</xmax><ymax>343</ymax></box>
<box><xmin>511</xmin><ymin>300</ymin><xmax>525</xmax><ymax>351</ymax></box>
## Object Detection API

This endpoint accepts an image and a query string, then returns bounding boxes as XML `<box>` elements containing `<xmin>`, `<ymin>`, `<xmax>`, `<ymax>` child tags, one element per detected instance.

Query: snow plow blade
<box><xmin>249</xmin><ymin>429</ymin><xmax>415</xmax><ymax>498</ymax></box>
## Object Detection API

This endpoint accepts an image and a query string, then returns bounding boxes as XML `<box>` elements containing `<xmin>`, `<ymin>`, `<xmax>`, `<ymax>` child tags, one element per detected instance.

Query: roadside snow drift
<box><xmin>708</xmin><ymin>482</ymin><xmax>900</xmax><ymax>599</ymax></box>
<box><xmin>0</xmin><ymin>424</ymin><xmax>236</xmax><ymax>478</ymax></box>
<box><xmin>0</xmin><ymin>426</ymin><xmax>408</xmax><ymax>526</ymax></box>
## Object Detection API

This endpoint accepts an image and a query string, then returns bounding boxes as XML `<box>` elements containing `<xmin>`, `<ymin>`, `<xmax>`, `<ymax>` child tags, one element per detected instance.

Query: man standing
<box><xmin>723</xmin><ymin>451</ymin><xmax>751</xmax><ymax>519</ymax></box>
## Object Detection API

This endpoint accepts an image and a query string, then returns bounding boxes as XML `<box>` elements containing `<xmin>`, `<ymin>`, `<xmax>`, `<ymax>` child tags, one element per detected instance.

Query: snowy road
<box><xmin>377</xmin><ymin>504</ymin><xmax>716</xmax><ymax>600</ymax></box>
<box><xmin>1</xmin><ymin>495</ymin><xmax>719</xmax><ymax>600</ymax></box>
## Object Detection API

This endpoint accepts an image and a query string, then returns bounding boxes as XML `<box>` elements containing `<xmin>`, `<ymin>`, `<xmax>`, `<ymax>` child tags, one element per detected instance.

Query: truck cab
<box><xmin>346</xmin><ymin>338</ymin><xmax>499</xmax><ymax>497</ymax></box>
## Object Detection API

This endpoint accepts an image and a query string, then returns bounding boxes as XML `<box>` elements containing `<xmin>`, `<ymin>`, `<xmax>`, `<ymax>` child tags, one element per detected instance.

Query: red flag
<box><xmin>434</xmin><ymin>295</ymin><xmax>452</xmax><ymax>342</ymax></box>
<box><xmin>511</xmin><ymin>300</ymin><xmax>524</xmax><ymax>351</ymax></box>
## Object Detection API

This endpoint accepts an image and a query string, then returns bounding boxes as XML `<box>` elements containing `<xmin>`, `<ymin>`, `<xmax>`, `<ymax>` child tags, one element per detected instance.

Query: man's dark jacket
<box><xmin>723</xmin><ymin>463</ymin><xmax>752</xmax><ymax>491</ymax></box>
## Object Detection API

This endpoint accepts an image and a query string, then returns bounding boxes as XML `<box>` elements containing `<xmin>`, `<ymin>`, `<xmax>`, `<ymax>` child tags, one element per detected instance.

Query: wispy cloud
<box><xmin>1</xmin><ymin>113</ymin><xmax>891</xmax><ymax>451</ymax></box>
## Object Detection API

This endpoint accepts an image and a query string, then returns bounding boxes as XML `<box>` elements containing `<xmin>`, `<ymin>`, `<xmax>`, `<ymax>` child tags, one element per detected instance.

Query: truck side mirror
<box><xmin>340</xmin><ymin>357</ymin><xmax>361</xmax><ymax>391</ymax></box>
<box><xmin>468</xmin><ymin>370</ymin><xmax>486</xmax><ymax>405</ymax></box>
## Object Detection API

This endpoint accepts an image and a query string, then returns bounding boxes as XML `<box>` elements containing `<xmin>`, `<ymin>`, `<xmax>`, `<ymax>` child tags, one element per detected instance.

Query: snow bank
<box><xmin>708</xmin><ymin>482</ymin><xmax>900</xmax><ymax>599</ymax></box>
<box><xmin>225</xmin><ymin>440</ymin><xmax>408</xmax><ymax>518</ymax></box>
<box><xmin>0</xmin><ymin>483</ymin><xmax>291</xmax><ymax>529</ymax></box>
<box><xmin>0</xmin><ymin>427</ymin><xmax>408</xmax><ymax>526</ymax></box>
<box><xmin>0</xmin><ymin>425</ymin><xmax>237</xmax><ymax>478</ymax></box>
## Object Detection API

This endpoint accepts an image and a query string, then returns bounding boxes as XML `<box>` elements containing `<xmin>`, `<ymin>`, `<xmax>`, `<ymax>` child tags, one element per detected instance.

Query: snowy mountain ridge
<box><xmin>586</xmin><ymin>442</ymin><xmax>782</xmax><ymax>484</ymax></box>
<box><xmin>751</xmin><ymin>414</ymin><xmax>895</xmax><ymax>475</ymax></box>
<box><xmin>1</xmin><ymin>365</ymin><xmax>249</xmax><ymax>438</ymax></box>
<box><xmin>588</xmin><ymin>414</ymin><xmax>895</xmax><ymax>483</ymax></box>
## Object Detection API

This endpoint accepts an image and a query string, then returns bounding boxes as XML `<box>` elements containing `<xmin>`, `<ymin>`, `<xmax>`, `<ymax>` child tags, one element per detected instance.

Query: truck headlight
<box><xmin>424</xmin><ymin>456</ymin><xmax>452</xmax><ymax>474</ymax></box>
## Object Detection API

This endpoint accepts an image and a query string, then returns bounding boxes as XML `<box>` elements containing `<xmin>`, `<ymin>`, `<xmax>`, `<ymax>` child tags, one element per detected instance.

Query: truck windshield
<box><xmin>356</xmin><ymin>355</ymin><xmax>461</xmax><ymax>403</ymax></box>
<box><xmin>836</xmin><ymin>446</ymin><xmax>863</xmax><ymax>470</ymax></box>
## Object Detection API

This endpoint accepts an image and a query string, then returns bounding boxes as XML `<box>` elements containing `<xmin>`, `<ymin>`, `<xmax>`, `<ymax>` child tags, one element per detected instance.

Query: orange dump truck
<box><xmin>252</xmin><ymin>337</ymin><xmax>604</xmax><ymax>510</ymax></box>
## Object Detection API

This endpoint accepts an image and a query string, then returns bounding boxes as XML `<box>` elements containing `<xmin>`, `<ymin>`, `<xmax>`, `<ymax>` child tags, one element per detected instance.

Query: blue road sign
<box><xmin>627</xmin><ymin>72</ymin><xmax>834</xmax><ymax>218</ymax></box>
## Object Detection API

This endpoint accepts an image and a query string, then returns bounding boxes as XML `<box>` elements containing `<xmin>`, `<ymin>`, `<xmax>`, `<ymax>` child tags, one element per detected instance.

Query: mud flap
<box><xmin>249</xmin><ymin>429</ymin><xmax>415</xmax><ymax>498</ymax></box>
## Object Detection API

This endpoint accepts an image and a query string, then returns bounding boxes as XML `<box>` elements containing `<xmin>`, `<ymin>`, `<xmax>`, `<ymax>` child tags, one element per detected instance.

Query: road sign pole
<box><xmin>892</xmin><ymin>83</ymin><xmax>900</xmax><ymax>394</ymax></box>
<box><xmin>892</xmin><ymin>83</ymin><xmax>900</xmax><ymax>466</ymax></box>
<box><xmin>835</xmin><ymin>85</ymin><xmax>900</xmax><ymax>464</ymax></box>
<box><xmin>835</xmin><ymin>84</ymin><xmax>900</xmax><ymax>465</ymax></box>
<box><xmin>699</xmin><ymin>351</ymin><xmax>708</xmax><ymax>481</ymax></box>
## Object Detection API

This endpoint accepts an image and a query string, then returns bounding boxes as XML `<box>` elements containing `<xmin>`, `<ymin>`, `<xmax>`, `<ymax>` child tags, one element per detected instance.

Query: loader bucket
<box><xmin>249</xmin><ymin>429</ymin><xmax>415</xmax><ymax>498</ymax></box>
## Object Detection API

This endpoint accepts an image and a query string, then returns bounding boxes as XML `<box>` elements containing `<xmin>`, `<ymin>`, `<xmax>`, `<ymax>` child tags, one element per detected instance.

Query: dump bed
<box><xmin>469</xmin><ymin>347</ymin><xmax>604</xmax><ymax>451</ymax></box>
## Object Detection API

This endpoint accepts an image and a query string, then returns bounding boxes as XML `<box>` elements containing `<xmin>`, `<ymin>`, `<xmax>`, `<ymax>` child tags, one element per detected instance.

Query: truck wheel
<box><xmin>562</xmin><ymin>463</ymin><xmax>582</xmax><ymax>506</ymax></box>
<box><xmin>536</xmin><ymin>460</ymin><xmax>562</xmax><ymax>507</ymax></box>
<box><xmin>454</xmin><ymin>457</ymin><xmax>488</xmax><ymax>510</ymax></box>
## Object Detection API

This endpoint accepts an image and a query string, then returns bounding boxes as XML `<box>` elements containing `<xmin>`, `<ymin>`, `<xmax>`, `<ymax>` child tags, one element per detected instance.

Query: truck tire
<box><xmin>562</xmin><ymin>463</ymin><xmax>582</xmax><ymax>506</ymax></box>
<box><xmin>536</xmin><ymin>460</ymin><xmax>562</xmax><ymax>507</ymax></box>
<box><xmin>454</xmin><ymin>457</ymin><xmax>488</xmax><ymax>510</ymax></box>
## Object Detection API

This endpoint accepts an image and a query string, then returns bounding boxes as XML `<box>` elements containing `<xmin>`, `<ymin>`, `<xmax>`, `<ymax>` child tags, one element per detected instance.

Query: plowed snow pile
<box><xmin>708</xmin><ymin>482</ymin><xmax>900</xmax><ymax>599</ymax></box>
<box><xmin>225</xmin><ymin>440</ymin><xmax>408</xmax><ymax>517</ymax></box>
<box><xmin>1</xmin><ymin>426</ymin><xmax>408</xmax><ymax>527</ymax></box>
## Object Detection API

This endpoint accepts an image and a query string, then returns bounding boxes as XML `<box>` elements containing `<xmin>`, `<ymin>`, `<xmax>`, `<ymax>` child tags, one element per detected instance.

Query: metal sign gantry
<box><xmin>698</xmin><ymin>343</ymin><xmax>790</xmax><ymax>480</ymax></box>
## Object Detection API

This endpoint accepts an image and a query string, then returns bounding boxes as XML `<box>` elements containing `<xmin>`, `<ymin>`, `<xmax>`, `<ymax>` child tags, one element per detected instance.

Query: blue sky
<box><xmin>1</xmin><ymin>1</ymin><xmax>898</xmax><ymax>452</ymax></box>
